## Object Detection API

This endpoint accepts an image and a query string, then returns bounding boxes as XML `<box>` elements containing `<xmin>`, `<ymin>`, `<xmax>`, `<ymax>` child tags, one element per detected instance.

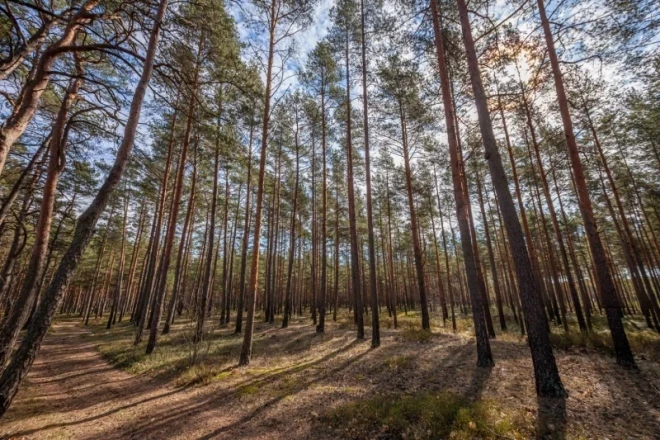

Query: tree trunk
<box><xmin>457</xmin><ymin>0</ymin><xmax>566</xmax><ymax>395</ymax></box>
<box><xmin>134</xmin><ymin>93</ymin><xmax>181</xmax><ymax>343</ymax></box>
<box><xmin>345</xmin><ymin>51</ymin><xmax>363</xmax><ymax>339</ymax></box>
<box><xmin>0</xmin><ymin>0</ymin><xmax>99</xmax><ymax>178</ymax></box>
<box><xmin>361</xmin><ymin>0</ymin><xmax>380</xmax><ymax>346</ymax></box>
<box><xmin>145</xmin><ymin>35</ymin><xmax>203</xmax><ymax>354</ymax></box>
<box><xmin>0</xmin><ymin>0</ymin><xmax>167</xmax><ymax>415</ymax></box>
<box><xmin>235</xmin><ymin>122</ymin><xmax>255</xmax><ymax>334</ymax></box>
<box><xmin>399</xmin><ymin>104</ymin><xmax>430</xmax><ymax>331</ymax></box>
<box><xmin>430</xmin><ymin>0</ymin><xmax>492</xmax><ymax>366</ymax></box>
<box><xmin>108</xmin><ymin>196</ymin><xmax>129</xmax><ymax>328</ymax></box>
<box><xmin>239</xmin><ymin>0</ymin><xmax>277</xmax><ymax>365</ymax></box>
<box><xmin>0</xmin><ymin>67</ymin><xmax>83</xmax><ymax>368</ymax></box>
<box><xmin>536</xmin><ymin>0</ymin><xmax>635</xmax><ymax>368</ymax></box>
<box><xmin>283</xmin><ymin>112</ymin><xmax>301</xmax><ymax>328</ymax></box>
<box><xmin>475</xmin><ymin>173</ymin><xmax>506</xmax><ymax>331</ymax></box>
<box><xmin>164</xmin><ymin>150</ymin><xmax>197</xmax><ymax>334</ymax></box>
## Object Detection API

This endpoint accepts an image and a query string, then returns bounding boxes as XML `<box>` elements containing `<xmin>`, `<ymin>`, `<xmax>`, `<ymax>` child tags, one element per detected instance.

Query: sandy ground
<box><xmin>1</xmin><ymin>318</ymin><xmax>660</xmax><ymax>439</ymax></box>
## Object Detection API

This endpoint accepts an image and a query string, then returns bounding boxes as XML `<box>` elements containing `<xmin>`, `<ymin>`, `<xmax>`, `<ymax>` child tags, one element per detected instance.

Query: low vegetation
<box><xmin>323</xmin><ymin>391</ymin><xmax>531</xmax><ymax>439</ymax></box>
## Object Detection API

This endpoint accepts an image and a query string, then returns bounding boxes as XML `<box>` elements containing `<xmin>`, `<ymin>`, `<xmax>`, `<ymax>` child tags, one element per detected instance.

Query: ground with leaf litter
<box><xmin>2</xmin><ymin>314</ymin><xmax>659</xmax><ymax>439</ymax></box>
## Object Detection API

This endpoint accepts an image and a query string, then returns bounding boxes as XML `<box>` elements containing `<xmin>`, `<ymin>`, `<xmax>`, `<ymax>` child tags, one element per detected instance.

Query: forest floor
<box><xmin>2</xmin><ymin>312</ymin><xmax>660</xmax><ymax>440</ymax></box>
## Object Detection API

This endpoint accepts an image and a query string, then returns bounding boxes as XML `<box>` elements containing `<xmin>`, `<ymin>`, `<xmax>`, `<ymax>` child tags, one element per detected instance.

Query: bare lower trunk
<box><xmin>346</xmin><ymin>62</ymin><xmax>363</xmax><ymax>340</ymax></box>
<box><xmin>476</xmin><ymin>174</ymin><xmax>506</xmax><ymax>331</ymax></box>
<box><xmin>235</xmin><ymin>124</ymin><xmax>254</xmax><ymax>334</ymax></box>
<box><xmin>361</xmin><ymin>0</ymin><xmax>380</xmax><ymax>346</ymax></box>
<box><xmin>283</xmin><ymin>117</ymin><xmax>300</xmax><ymax>328</ymax></box>
<box><xmin>134</xmin><ymin>94</ymin><xmax>180</xmax><ymax>344</ymax></box>
<box><xmin>164</xmin><ymin>153</ymin><xmax>197</xmax><ymax>334</ymax></box>
<box><xmin>193</xmin><ymin>114</ymin><xmax>220</xmax><ymax>347</ymax></box>
<box><xmin>107</xmin><ymin>197</ymin><xmax>129</xmax><ymax>328</ymax></box>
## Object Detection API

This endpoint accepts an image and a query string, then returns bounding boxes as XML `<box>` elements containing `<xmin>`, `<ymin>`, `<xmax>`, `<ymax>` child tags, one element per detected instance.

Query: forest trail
<box><xmin>2</xmin><ymin>318</ymin><xmax>660</xmax><ymax>439</ymax></box>
<box><xmin>0</xmin><ymin>320</ymin><xmax>199</xmax><ymax>439</ymax></box>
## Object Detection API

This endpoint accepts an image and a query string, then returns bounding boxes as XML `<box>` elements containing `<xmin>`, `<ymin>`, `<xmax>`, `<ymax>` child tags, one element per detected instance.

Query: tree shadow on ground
<box><xmin>8</xmin><ymin>387</ymin><xmax>185</xmax><ymax>437</ymax></box>
<box><xmin>99</xmin><ymin>337</ymin><xmax>372</xmax><ymax>439</ymax></box>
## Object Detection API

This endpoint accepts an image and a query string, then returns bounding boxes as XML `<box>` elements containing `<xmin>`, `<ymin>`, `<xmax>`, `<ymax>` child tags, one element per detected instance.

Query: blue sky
<box><xmin>228</xmin><ymin>0</ymin><xmax>333</xmax><ymax>94</ymax></box>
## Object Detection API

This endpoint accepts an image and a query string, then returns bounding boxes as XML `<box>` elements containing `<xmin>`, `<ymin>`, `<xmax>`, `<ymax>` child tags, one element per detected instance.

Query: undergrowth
<box><xmin>322</xmin><ymin>391</ymin><xmax>531</xmax><ymax>439</ymax></box>
<box><xmin>86</xmin><ymin>320</ymin><xmax>240</xmax><ymax>386</ymax></box>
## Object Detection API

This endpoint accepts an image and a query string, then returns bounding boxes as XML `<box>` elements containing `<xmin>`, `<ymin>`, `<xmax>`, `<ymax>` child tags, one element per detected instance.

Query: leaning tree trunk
<box><xmin>0</xmin><ymin>0</ymin><xmax>168</xmax><ymax>416</ymax></box>
<box><xmin>0</xmin><ymin>0</ymin><xmax>99</xmax><ymax>179</ymax></box>
<box><xmin>0</xmin><ymin>67</ymin><xmax>83</xmax><ymax>369</ymax></box>
<box><xmin>456</xmin><ymin>0</ymin><xmax>565</xmax><ymax>396</ymax></box>
<box><xmin>536</xmin><ymin>0</ymin><xmax>635</xmax><ymax>368</ymax></box>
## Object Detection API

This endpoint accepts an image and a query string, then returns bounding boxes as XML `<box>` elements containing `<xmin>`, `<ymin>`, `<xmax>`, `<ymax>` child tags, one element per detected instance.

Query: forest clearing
<box><xmin>1</xmin><ymin>0</ymin><xmax>660</xmax><ymax>438</ymax></box>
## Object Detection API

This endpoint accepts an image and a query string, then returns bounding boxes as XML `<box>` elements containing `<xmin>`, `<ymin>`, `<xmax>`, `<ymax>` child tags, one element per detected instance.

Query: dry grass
<box><xmin>323</xmin><ymin>391</ymin><xmax>532</xmax><ymax>440</ymax></box>
<box><xmin>72</xmin><ymin>309</ymin><xmax>660</xmax><ymax>440</ymax></box>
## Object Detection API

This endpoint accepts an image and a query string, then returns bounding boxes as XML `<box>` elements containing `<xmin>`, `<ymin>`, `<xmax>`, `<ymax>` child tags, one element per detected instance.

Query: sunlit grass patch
<box><xmin>174</xmin><ymin>364</ymin><xmax>236</xmax><ymax>387</ymax></box>
<box><xmin>322</xmin><ymin>391</ymin><xmax>530</xmax><ymax>440</ymax></box>
<box><xmin>236</xmin><ymin>384</ymin><xmax>260</xmax><ymax>398</ymax></box>
<box><xmin>86</xmin><ymin>319</ymin><xmax>241</xmax><ymax>384</ymax></box>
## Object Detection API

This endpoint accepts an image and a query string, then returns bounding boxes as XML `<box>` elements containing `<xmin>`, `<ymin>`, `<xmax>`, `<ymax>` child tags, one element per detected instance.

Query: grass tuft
<box><xmin>402</xmin><ymin>327</ymin><xmax>433</xmax><ymax>343</ymax></box>
<box><xmin>382</xmin><ymin>354</ymin><xmax>414</xmax><ymax>371</ymax></box>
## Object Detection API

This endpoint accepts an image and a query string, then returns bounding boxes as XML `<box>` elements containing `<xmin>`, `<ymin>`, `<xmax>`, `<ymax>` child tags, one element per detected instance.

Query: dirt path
<box><xmin>0</xmin><ymin>321</ymin><xmax>197</xmax><ymax>439</ymax></box>
<box><xmin>0</xmin><ymin>319</ymin><xmax>357</xmax><ymax>439</ymax></box>
<box><xmin>2</xmin><ymin>319</ymin><xmax>660</xmax><ymax>439</ymax></box>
